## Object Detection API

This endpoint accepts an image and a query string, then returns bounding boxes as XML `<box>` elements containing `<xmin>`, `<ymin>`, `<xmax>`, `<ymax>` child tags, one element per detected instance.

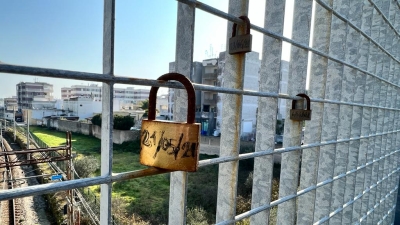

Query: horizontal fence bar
<box><xmin>315</xmin><ymin>0</ymin><xmax>400</xmax><ymax>60</ymax></box>
<box><xmin>199</xmin><ymin>129</ymin><xmax>400</xmax><ymax>167</ymax></box>
<box><xmin>367</xmin><ymin>0</ymin><xmax>400</xmax><ymax>37</ymax></box>
<box><xmin>215</xmin><ymin>167</ymin><xmax>400</xmax><ymax>225</ymax></box>
<box><xmin>1</xmin><ymin>64</ymin><xmax>399</xmax><ymax>112</ymax></box>
<box><xmin>378</xmin><ymin>205</ymin><xmax>397</xmax><ymax>224</ymax></box>
<box><xmin>0</xmin><ymin>167</ymin><xmax>172</xmax><ymax>201</ymax></box>
<box><xmin>360</xmin><ymin>194</ymin><xmax>398</xmax><ymax>223</ymax></box>
<box><xmin>1</xmin><ymin>138</ymin><xmax>396</xmax><ymax>212</ymax></box>
<box><xmin>177</xmin><ymin>0</ymin><xmax>400</xmax><ymax>89</ymax></box>
<box><xmin>314</xmin><ymin>186</ymin><xmax>398</xmax><ymax>224</ymax></box>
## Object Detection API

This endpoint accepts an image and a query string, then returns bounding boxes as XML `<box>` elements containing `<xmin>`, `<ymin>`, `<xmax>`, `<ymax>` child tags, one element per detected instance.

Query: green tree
<box><xmin>140</xmin><ymin>99</ymin><xmax>150</xmax><ymax>118</ymax></box>
<box><xmin>139</xmin><ymin>99</ymin><xmax>149</xmax><ymax>111</ymax></box>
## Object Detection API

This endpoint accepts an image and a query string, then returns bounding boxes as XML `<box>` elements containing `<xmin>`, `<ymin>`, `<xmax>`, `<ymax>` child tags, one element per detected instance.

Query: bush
<box><xmin>186</xmin><ymin>207</ymin><xmax>209</xmax><ymax>225</ymax></box>
<box><xmin>74</xmin><ymin>155</ymin><xmax>100</xmax><ymax>178</ymax></box>
<box><xmin>91</xmin><ymin>114</ymin><xmax>135</xmax><ymax>130</ymax></box>
<box><xmin>112</xmin><ymin>197</ymin><xmax>150</xmax><ymax>225</ymax></box>
<box><xmin>91</xmin><ymin>114</ymin><xmax>102</xmax><ymax>126</ymax></box>
<box><xmin>113</xmin><ymin>115</ymin><xmax>134</xmax><ymax>130</ymax></box>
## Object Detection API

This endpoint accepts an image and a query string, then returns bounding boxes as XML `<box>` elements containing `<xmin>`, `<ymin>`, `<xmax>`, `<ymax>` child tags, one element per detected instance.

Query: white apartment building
<box><xmin>61</xmin><ymin>84</ymin><xmax>149</xmax><ymax>103</ymax></box>
<box><xmin>61</xmin><ymin>84</ymin><xmax>102</xmax><ymax>100</ymax></box>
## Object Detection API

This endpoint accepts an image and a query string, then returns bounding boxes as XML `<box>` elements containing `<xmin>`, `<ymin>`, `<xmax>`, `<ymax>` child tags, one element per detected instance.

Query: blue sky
<box><xmin>0</xmin><ymin>0</ymin><xmax>292</xmax><ymax>99</ymax></box>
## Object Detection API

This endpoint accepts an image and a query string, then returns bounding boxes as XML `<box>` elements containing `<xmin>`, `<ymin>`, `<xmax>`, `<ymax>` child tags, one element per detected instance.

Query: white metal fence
<box><xmin>1</xmin><ymin>0</ymin><xmax>400</xmax><ymax>224</ymax></box>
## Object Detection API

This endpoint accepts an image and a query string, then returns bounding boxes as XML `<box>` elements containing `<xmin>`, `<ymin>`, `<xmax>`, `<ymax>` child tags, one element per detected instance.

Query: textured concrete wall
<box><xmin>92</xmin><ymin>124</ymin><xmax>139</xmax><ymax>144</ymax></box>
<box><xmin>47</xmin><ymin>120</ymin><xmax>138</xmax><ymax>144</ymax></box>
<box><xmin>57</xmin><ymin>120</ymin><xmax>92</xmax><ymax>136</ymax></box>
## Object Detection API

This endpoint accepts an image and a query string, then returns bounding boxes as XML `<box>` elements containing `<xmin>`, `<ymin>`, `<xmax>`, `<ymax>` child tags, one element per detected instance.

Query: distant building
<box><xmin>216</xmin><ymin>51</ymin><xmax>260</xmax><ymax>139</ymax></box>
<box><xmin>61</xmin><ymin>84</ymin><xmax>149</xmax><ymax>103</ymax></box>
<box><xmin>61</xmin><ymin>84</ymin><xmax>102</xmax><ymax>100</ymax></box>
<box><xmin>1</xmin><ymin>97</ymin><xmax>18</xmax><ymax>121</ymax></box>
<box><xmin>157</xmin><ymin>94</ymin><xmax>169</xmax><ymax>117</ymax></box>
<box><xmin>17</xmin><ymin>82</ymin><xmax>54</xmax><ymax>110</ymax></box>
<box><xmin>4</xmin><ymin>97</ymin><xmax>17</xmax><ymax>110</ymax></box>
<box><xmin>167</xmin><ymin>53</ymin><xmax>291</xmax><ymax>137</ymax></box>
<box><xmin>63</xmin><ymin>97</ymin><xmax>102</xmax><ymax>120</ymax></box>
<box><xmin>168</xmin><ymin>51</ymin><xmax>262</xmax><ymax>137</ymax></box>
<box><xmin>278</xmin><ymin>60</ymin><xmax>289</xmax><ymax>119</ymax></box>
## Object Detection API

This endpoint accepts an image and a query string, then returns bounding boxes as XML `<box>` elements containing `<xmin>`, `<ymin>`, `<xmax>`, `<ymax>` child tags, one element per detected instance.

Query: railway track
<box><xmin>1</xmin><ymin>133</ymin><xmax>23</xmax><ymax>225</ymax></box>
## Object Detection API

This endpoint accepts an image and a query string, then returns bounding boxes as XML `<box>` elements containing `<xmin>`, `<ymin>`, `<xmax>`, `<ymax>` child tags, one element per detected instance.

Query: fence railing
<box><xmin>0</xmin><ymin>0</ymin><xmax>399</xmax><ymax>224</ymax></box>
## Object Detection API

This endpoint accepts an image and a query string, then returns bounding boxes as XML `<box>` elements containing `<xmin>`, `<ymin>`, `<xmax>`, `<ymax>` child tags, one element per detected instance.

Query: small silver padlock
<box><xmin>290</xmin><ymin>93</ymin><xmax>312</xmax><ymax>121</ymax></box>
<box><xmin>229</xmin><ymin>16</ymin><xmax>252</xmax><ymax>55</ymax></box>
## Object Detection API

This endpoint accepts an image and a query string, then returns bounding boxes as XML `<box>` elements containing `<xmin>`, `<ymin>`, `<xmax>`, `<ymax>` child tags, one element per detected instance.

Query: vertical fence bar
<box><xmin>312</xmin><ymin>0</ymin><xmax>345</xmax><ymax>221</ymax></box>
<box><xmin>380</xmin><ymin>1</ymin><xmax>393</xmax><ymax>221</ymax></box>
<box><xmin>100</xmin><ymin>0</ymin><xmax>115</xmax><ymax>224</ymax></box>
<box><xmin>215</xmin><ymin>0</ymin><xmax>248</xmax><ymax>223</ymax></box>
<box><xmin>374</xmin><ymin>2</ymin><xmax>389</xmax><ymax>222</ymax></box>
<box><xmin>385</xmin><ymin>5</ymin><xmax>397</xmax><ymax>221</ymax></box>
<box><xmin>341</xmin><ymin>1</ymin><xmax>364</xmax><ymax>223</ymax></box>
<box><xmin>250</xmin><ymin>0</ymin><xmax>285</xmax><ymax>224</ymax></box>
<box><xmin>276</xmin><ymin>0</ymin><xmax>312</xmax><ymax>224</ymax></box>
<box><xmin>355</xmin><ymin>1</ymin><xmax>374</xmax><ymax>224</ymax></box>
<box><xmin>366</xmin><ymin>3</ymin><xmax>382</xmax><ymax>223</ymax></box>
<box><xmin>168</xmin><ymin>2</ymin><xmax>195</xmax><ymax>224</ymax></box>
<box><xmin>389</xmin><ymin>5</ymin><xmax>399</xmax><ymax>223</ymax></box>
<box><xmin>297</xmin><ymin>0</ymin><xmax>332</xmax><ymax>224</ymax></box>
<box><xmin>391</xmin><ymin>8</ymin><xmax>400</xmax><ymax>224</ymax></box>
<box><xmin>329</xmin><ymin>1</ymin><xmax>352</xmax><ymax>224</ymax></box>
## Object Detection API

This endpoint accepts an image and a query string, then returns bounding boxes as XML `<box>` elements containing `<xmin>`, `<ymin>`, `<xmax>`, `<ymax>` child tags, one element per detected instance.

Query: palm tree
<box><xmin>139</xmin><ymin>99</ymin><xmax>149</xmax><ymax>118</ymax></box>
<box><xmin>139</xmin><ymin>99</ymin><xmax>149</xmax><ymax>111</ymax></box>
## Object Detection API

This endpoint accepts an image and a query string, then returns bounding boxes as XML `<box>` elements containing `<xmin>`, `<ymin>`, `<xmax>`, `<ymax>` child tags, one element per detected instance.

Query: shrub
<box><xmin>113</xmin><ymin>115</ymin><xmax>134</xmax><ymax>130</ymax></box>
<box><xmin>74</xmin><ymin>155</ymin><xmax>100</xmax><ymax>178</ymax></box>
<box><xmin>91</xmin><ymin>114</ymin><xmax>102</xmax><ymax>126</ymax></box>
<box><xmin>91</xmin><ymin>114</ymin><xmax>134</xmax><ymax>130</ymax></box>
<box><xmin>186</xmin><ymin>207</ymin><xmax>209</xmax><ymax>225</ymax></box>
<box><xmin>112</xmin><ymin>197</ymin><xmax>150</xmax><ymax>225</ymax></box>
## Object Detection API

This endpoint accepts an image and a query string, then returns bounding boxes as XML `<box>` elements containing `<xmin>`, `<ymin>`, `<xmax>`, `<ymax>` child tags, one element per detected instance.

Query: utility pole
<box><xmin>27</xmin><ymin>111</ymin><xmax>30</xmax><ymax>160</ymax></box>
<box><xmin>13</xmin><ymin>106</ymin><xmax>16</xmax><ymax>142</ymax></box>
<box><xmin>4</xmin><ymin>107</ymin><xmax>6</xmax><ymax>130</ymax></box>
<box><xmin>1</xmin><ymin>122</ymin><xmax>3</xmax><ymax>150</ymax></box>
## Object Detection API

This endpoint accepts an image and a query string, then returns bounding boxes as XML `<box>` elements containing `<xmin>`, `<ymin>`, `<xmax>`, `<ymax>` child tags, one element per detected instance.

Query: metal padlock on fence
<box><xmin>229</xmin><ymin>16</ymin><xmax>252</xmax><ymax>55</ymax></box>
<box><xmin>290</xmin><ymin>93</ymin><xmax>312</xmax><ymax>121</ymax></box>
<box><xmin>140</xmin><ymin>73</ymin><xmax>201</xmax><ymax>172</ymax></box>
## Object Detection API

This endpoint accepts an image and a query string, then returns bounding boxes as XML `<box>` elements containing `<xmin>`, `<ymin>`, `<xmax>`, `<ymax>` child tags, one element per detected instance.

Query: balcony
<box><xmin>202</xmin><ymin>73</ymin><xmax>217</xmax><ymax>80</ymax></box>
<box><xmin>19</xmin><ymin>88</ymin><xmax>44</xmax><ymax>92</ymax></box>
<box><xmin>203</xmin><ymin>98</ymin><xmax>217</xmax><ymax>105</ymax></box>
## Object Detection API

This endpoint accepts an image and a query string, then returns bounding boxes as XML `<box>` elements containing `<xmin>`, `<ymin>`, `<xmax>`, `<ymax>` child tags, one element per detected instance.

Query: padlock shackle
<box><xmin>291</xmin><ymin>93</ymin><xmax>311</xmax><ymax>110</ymax></box>
<box><xmin>148</xmin><ymin>73</ymin><xmax>195</xmax><ymax>123</ymax></box>
<box><xmin>231</xmin><ymin>16</ymin><xmax>251</xmax><ymax>38</ymax></box>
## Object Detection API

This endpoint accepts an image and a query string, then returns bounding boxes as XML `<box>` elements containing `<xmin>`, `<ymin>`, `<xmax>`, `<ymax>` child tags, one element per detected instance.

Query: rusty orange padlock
<box><xmin>140</xmin><ymin>73</ymin><xmax>201</xmax><ymax>172</ymax></box>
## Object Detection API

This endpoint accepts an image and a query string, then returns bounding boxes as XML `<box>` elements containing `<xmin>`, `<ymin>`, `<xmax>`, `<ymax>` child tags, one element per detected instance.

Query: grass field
<box><xmin>29</xmin><ymin>126</ymin><xmax>279</xmax><ymax>224</ymax></box>
<box><xmin>29</xmin><ymin>126</ymin><xmax>170</xmax><ymax>223</ymax></box>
